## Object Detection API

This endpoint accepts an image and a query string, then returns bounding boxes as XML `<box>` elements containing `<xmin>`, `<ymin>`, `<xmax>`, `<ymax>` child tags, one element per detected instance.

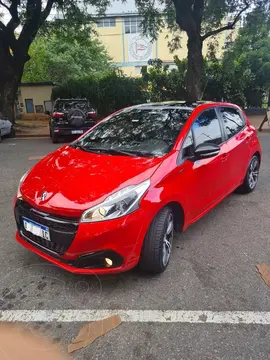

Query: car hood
<box><xmin>21</xmin><ymin>146</ymin><xmax>162</xmax><ymax>217</ymax></box>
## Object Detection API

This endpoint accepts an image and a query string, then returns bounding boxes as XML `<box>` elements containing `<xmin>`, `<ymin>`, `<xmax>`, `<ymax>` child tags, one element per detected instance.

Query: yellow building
<box><xmin>17</xmin><ymin>82</ymin><xmax>54</xmax><ymax>117</ymax></box>
<box><xmin>96</xmin><ymin>12</ymin><xmax>239</xmax><ymax>77</ymax></box>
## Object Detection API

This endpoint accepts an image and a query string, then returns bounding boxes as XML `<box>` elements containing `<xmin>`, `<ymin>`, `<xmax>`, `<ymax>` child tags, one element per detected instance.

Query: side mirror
<box><xmin>194</xmin><ymin>143</ymin><xmax>220</xmax><ymax>160</ymax></box>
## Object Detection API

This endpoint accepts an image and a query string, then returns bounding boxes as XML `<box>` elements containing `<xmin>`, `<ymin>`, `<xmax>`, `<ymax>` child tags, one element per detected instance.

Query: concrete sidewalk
<box><xmin>248</xmin><ymin>115</ymin><xmax>270</xmax><ymax>132</ymax></box>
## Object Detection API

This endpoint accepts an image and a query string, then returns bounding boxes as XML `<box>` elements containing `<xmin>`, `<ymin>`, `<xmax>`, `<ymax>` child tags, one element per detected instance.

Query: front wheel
<box><xmin>235</xmin><ymin>155</ymin><xmax>260</xmax><ymax>194</ymax></box>
<box><xmin>139</xmin><ymin>207</ymin><xmax>174</xmax><ymax>274</ymax></box>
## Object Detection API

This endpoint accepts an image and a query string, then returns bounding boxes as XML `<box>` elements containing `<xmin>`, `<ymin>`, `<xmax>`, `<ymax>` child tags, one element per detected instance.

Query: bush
<box><xmin>52</xmin><ymin>71</ymin><xmax>147</xmax><ymax>117</ymax></box>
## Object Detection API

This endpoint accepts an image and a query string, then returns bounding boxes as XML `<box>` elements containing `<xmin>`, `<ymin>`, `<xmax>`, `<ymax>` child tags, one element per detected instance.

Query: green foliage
<box><xmin>141</xmin><ymin>57</ymin><xmax>187</xmax><ymax>101</ymax></box>
<box><xmin>22</xmin><ymin>34</ymin><xmax>112</xmax><ymax>83</ymax></box>
<box><xmin>52</xmin><ymin>71</ymin><xmax>147</xmax><ymax>116</ymax></box>
<box><xmin>221</xmin><ymin>8</ymin><xmax>270</xmax><ymax>107</ymax></box>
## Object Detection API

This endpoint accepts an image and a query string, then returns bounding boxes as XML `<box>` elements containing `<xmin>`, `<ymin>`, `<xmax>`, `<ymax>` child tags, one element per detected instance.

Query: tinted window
<box><xmin>182</xmin><ymin>130</ymin><xmax>194</xmax><ymax>158</ymax></box>
<box><xmin>193</xmin><ymin>109</ymin><xmax>222</xmax><ymax>146</ymax></box>
<box><xmin>76</xmin><ymin>107</ymin><xmax>192</xmax><ymax>157</ymax></box>
<box><xmin>220</xmin><ymin>107</ymin><xmax>245</xmax><ymax>139</ymax></box>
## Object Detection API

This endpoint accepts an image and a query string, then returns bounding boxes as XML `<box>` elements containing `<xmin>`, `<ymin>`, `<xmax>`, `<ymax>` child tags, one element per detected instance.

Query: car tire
<box><xmin>9</xmin><ymin>127</ymin><xmax>15</xmax><ymax>138</ymax></box>
<box><xmin>0</xmin><ymin>130</ymin><xmax>2</xmax><ymax>143</ymax></box>
<box><xmin>52</xmin><ymin>133</ymin><xmax>58</xmax><ymax>144</ymax></box>
<box><xmin>235</xmin><ymin>154</ymin><xmax>260</xmax><ymax>194</ymax></box>
<box><xmin>139</xmin><ymin>206</ymin><xmax>174</xmax><ymax>274</ymax></box>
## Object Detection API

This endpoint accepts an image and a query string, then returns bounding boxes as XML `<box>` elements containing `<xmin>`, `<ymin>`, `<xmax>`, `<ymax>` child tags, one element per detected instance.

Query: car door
<box><xmin>0</xmin><ymin>119</ymin><xmax>6</xmax><ymax>136</ymax></box>
<box><xmin>177</xmin><ymin>108</ymin><xmax>230</xmax><ymax>222</ymax></box>
<box><xmin>2</xmin><ymin>120</ymin><xmax>11</xmax><ymax>135</ymax></box>
<box><xmin>217</xmin><ymin>106</ymin><xmax>251</xmax><ymax>190</ymax></box>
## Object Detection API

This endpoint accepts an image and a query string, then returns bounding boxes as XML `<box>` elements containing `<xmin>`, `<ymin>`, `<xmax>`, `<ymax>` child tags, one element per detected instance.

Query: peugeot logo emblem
<box><xmin>40</xmin><ymin>191</ymin><xmax>47</xmax><ymax>201</ymax></box>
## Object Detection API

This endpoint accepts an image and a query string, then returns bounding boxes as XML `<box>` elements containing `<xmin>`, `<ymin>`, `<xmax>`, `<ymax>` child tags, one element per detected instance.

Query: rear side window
<box><xmin>192</xmin><ymin>109</ymin><xmax>223</xmax><ymax>146</ymax></box>
<box><xmin>220</xmin><ymin>107</ymin><xmax>246</xmax><ymax>140</ymax></box>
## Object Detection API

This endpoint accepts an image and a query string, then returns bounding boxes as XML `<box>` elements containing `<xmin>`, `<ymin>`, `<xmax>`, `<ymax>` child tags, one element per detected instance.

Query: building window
<box><xmin>97</xmin><ymin>17</ymin><xmax>116</xmax><ymax>27</ymax></box>
<box><xmin>124</xmin><ymin>16</ymin><xmax>143</xmax><ymax>34</ymax></box>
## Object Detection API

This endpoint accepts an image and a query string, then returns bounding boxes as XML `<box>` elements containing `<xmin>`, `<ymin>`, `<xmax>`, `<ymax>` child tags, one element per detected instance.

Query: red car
<box><xmin>14</xmin><ymin>101</ymin><xmax>262</xmax><ymax>274</ymax></box>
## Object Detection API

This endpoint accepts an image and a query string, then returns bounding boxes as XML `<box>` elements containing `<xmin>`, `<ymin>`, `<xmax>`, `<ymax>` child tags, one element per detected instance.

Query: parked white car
<box><xmin>0</xmin><ymin>114</ymin><xmax>15</xmax><ymax>142</ymax></box>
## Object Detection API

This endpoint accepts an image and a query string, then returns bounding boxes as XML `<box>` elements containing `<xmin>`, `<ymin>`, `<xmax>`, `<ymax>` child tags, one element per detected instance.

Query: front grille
<box><xmin>15</xmin><ymin>199</ymin><xmax>79</xmax><ymax>255</ymax></box>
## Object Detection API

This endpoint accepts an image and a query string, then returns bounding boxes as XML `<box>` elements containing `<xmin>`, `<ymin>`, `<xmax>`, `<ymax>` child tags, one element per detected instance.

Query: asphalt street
<box><xmin>0</xmin><ymin>135</ymin><xmax>270</xmax><ymax>359</ymax></box>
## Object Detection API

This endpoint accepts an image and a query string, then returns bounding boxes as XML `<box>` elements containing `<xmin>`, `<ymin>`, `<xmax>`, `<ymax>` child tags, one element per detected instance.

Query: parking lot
<box><xmin>0</xmin><ymin>135</ymin><xmax>270</xmax><ymax>360</ymax></box>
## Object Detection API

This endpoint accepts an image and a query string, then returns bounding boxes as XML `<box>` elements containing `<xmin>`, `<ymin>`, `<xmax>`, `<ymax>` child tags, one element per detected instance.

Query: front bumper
<box><xmin>14</xmin><ymin>199</ymin><xmax>148</xmax><ymax>274</ymax></box>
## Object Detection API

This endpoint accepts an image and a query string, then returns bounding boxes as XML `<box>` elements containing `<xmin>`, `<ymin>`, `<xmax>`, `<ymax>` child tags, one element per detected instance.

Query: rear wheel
<box><xmin>0</xmin><ymin>130</ymin><xmax>2</xmax><ymax>143</ymax></box>
<box><xmin>52</xmin><ymin>132</ymin><xmax>58</xmax><ymax>144</ymax></box>
<box><xmin>235</xmin><ymin>155</ymin><xmax>260</xmax><ymax>194</ymax></box>
<box><xmin>139</xmin><ymin>207</ymin><xmax>174</xmax><ymax>273</ymax></box>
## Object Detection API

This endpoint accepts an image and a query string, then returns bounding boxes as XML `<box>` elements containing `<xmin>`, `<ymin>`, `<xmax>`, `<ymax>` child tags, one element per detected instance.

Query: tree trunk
<box><xmin>0</xmin><ymin>43</ymin><xmax>23</xmax><ymax>123</ymax></box>
<box><xmin>186</xmin><ymin>35</ymin><xmax>203</xmax><ymax>103</ymax></box>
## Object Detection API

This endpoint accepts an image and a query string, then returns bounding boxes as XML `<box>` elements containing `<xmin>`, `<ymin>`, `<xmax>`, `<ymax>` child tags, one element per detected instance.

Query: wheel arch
<box><xmin>165</xmin><ymin>201</ymin><xmax>185</xmax><ymax>233</ymax></box>
<box><xmin>253</xmin><ymin>151</ymin><xmax>261</xmax><ymax>164</ymax></box>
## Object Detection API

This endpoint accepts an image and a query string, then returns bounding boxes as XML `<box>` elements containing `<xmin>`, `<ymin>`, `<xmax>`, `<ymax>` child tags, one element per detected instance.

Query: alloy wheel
<box><xmin>248</xmin><ymin>157</ymin><xmax>259</xmax><ymax>189</ymax></box>
<box><xmin>162</xmin><ymin>213</ymin><xmax>174</xmax><ymax>266</ymax></box>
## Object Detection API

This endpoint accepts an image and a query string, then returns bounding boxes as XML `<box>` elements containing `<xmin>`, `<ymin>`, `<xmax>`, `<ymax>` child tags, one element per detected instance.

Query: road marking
<box><xmin>1</xmin><ymin>310</ymin><xmax>270</xmax><ymax>324</ymax></box>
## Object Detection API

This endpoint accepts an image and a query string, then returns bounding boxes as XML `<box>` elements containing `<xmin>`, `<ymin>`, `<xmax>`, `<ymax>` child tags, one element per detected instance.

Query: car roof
<box><xmin>131</xmin><ymin>100</ymin><xmax>214</xmax><ymax>112</ymax></box>
<box><xmin>130</xmin><ymin>100</ymin><xmax>240</xmax><ymax>113</ymax></box>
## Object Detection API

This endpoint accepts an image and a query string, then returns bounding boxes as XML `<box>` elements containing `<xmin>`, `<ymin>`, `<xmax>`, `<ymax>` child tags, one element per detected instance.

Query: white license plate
<box><xmin>72</xmin><ymin>130</ymin><xmax>84</xmax><ymax>134</ymax></box>
<box><xmin>23</xmin><ymin>217</ymin><xmax>50</xmax><ymax>241</ymax></box>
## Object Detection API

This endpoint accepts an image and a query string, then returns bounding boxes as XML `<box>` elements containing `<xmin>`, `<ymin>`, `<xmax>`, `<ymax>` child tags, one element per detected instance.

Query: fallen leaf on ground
<box><xmin>28</xmin><ymin>156</ymin><xmax>44</xmax><ymax>161</ymax></box>
<box><xmin>68</xmin><ymin>315</ymin><xmax>121</xmax><ymax>354</ymax></box>
<box><xmin>256</xmin><ymin>264</ymin><xmax>270</xmax><ymax>288</ymax></box>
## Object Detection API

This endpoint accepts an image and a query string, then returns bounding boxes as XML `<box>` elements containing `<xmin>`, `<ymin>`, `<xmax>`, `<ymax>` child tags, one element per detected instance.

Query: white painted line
<box><xmin>1</xmin><ymin>310</ymin><xmax>270</xmax><ymax>324</ymax></box>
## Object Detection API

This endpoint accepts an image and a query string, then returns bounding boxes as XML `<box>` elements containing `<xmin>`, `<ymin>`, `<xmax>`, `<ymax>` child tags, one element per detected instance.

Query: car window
<box><xmin>181</xmin><ymin>130</ymin><xmax>194</xmax><ymax>158</ymax></box>
<box><xmin>76</xmin><ymin>107</ymin><xmax>192</xmax><ymax>157</ymax></box>
<box><xmin>220</xmin><ymin>107</ymin><xmax>245</xmax><ymax>140</ymax></box>
<box><xmin>192</xmin><ymin>109</ymin><xmax>222</xmax><ymax>146</ymax></box>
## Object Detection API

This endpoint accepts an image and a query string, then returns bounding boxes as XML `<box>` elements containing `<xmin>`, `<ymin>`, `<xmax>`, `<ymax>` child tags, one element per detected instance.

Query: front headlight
<box><xmin>81</xmin><ymin>179</ymin><xmax>150</xmax><ymax>223</ymax></box>
<box><xmin>17</xmin><ymin>172</ymin><xmax>28</xmax><ymax>198</ymax></box>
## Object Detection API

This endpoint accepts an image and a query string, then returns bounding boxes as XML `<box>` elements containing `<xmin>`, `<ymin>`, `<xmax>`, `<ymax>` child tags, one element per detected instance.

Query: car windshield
<box><xmin>74</xmin><ymin>107</ymin><xmax>192</xmax><ymax>157</ymax></box>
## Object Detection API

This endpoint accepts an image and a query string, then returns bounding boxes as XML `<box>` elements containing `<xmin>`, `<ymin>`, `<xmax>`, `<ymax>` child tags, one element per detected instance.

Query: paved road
<box><xmin>0</xmin><ymin>136</ymin><xmax>270</xmax><ymax>359</ymax></box>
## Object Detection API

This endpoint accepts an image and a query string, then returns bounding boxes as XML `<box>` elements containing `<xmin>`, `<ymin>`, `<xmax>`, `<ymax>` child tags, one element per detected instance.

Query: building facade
<box><xmin>95</xmin><ymin>12</ymin><xmax>238</xmax><ymax>77</ymax></box>
<box><xmin>17</xmin><ymin>82</ymin><xmax>54</xmax><ymax>117</ymax></box>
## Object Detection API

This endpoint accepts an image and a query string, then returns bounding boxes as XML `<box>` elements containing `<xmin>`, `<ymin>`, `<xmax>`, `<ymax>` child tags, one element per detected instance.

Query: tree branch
<box><xmin>201</xmin><ymin>1</ymin><xmax>250</xmax><ymax>41</ymax></box>
<box><xmin>0</xmin><ymin>0</ymin><xmax>10</xmax><ymax>13</ymax></box>
<box><xmin>41</xmin><ymin>0</ymin><xmax>55</xmax><ymax>23</ymax></box>
<box><xmin>9</xmin><ymin>0</ymin><xmax>19</xmax><ymax>21</ymax></box>
<box><xmin>0</xmin><ymin>20</ymin><xmax>6</xmax><ymax>31</ymax></box>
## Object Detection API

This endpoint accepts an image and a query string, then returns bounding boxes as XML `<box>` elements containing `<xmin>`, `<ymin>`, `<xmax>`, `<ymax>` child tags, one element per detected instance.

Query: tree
<box><xmin>0</xmin><ymin>0</ymin><xmax>108</xmax><ymax>121</ymax></box>
<box><xmin>134</xmin><ymin>0</ymin><xmax>270</xmax><ymax>103</ymax></box>
<box><xmin>222</xmin><ymin>8</ymin><xmax>270</xmax><ymax>107</ymax></box>
<box><xmin>22</xmin><ymin>35</ymin><xmax>111</xmax><ymax>83</ymax></box>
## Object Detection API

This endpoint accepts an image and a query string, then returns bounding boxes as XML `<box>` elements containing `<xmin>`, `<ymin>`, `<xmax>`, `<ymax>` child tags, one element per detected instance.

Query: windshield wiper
<box><xmin>90</xmin><ymin>148</ymin><xmax>155</xmax><ymax>157</ymax></box>
<box><xmin>70</xmin><ymin>143</ymin><xmax>102</xmax><ymax>154</ymax></box>
<box><xmin>86</xmin><ymin>148</ymin><xmax>136</xmax><ymax>157</ymax></box>
<box><xmin>71</xmin><ymin>144</ymin><xmax>154</xmax><ymax>157</ymax></box>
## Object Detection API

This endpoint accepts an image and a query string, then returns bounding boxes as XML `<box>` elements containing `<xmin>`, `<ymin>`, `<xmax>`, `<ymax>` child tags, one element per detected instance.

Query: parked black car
<box><xmin>48</xmin><ymin>98</ymin><xmax>98</xmax><ymax>143</ymax></box>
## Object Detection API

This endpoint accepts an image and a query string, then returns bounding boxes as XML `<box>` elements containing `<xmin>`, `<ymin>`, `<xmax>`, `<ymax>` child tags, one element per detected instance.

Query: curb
<box><xmin>15</xmin><ymin>134</ymin><xmax>49</xmax><ymax>139</ymax></box>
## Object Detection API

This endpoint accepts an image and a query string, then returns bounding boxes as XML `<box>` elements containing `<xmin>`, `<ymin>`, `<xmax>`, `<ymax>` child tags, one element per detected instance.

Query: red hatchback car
<box><xmin>14</xmin><ymin>101</ymin><xmax>262</xmax><ymax>274</ymax></box>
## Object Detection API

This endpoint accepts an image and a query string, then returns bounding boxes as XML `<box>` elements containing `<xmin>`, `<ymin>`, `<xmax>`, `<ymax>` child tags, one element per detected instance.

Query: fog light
<box><xmin>105</xmin><ymin>258</ymin><xmax>113</xmax><ymax>267</ymax></box>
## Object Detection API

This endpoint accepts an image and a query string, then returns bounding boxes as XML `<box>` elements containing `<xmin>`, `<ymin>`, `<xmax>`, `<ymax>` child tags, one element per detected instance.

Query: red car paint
<box><xmin>14</xmin><ymin>102</ymin><xmax>262</xmax><ymax>274</ymax></box>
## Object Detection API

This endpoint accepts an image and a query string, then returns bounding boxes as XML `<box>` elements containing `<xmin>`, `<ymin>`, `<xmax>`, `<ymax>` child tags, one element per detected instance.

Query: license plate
<box><xmin>72</xmin><ymin>130</ymin><xmax>84</xmax><ymax>134</ymax></box>
<box><xmin>22</xmin><ymin>217</ymin><xmax>50</xmax><ymax>241</ymax></box>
